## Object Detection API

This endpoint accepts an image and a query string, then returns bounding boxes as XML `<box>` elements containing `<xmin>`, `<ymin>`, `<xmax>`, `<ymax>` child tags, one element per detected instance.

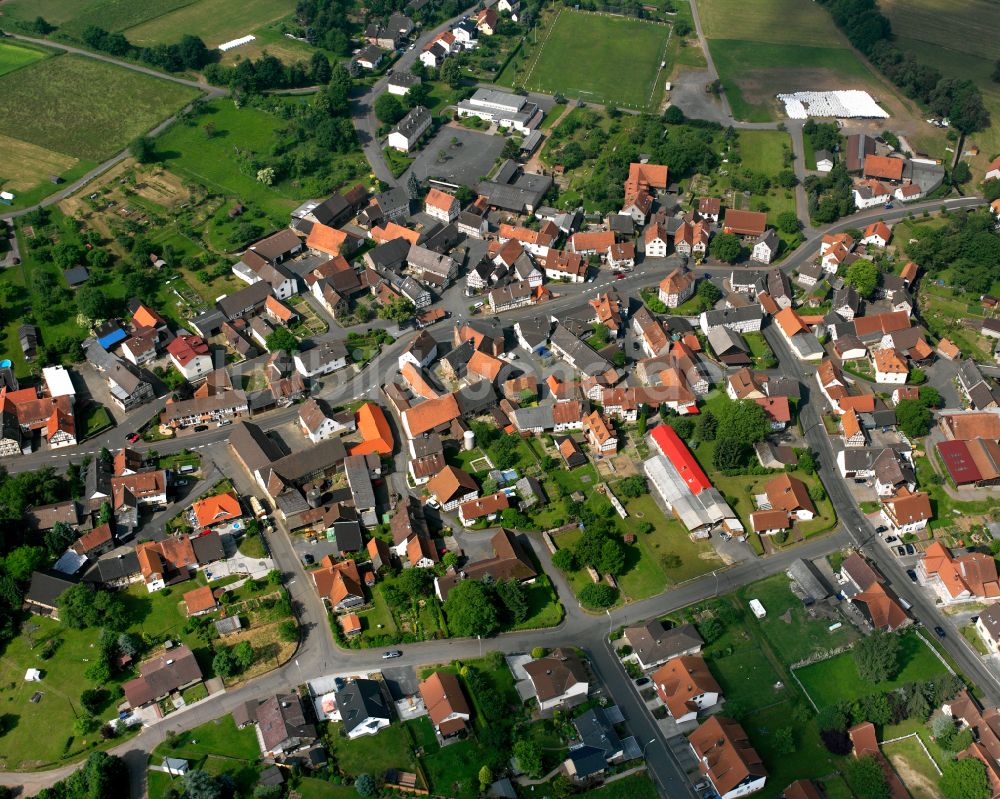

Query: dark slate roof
<box><xmin>26</xmin><ymin>571</ymin><xmax>77</xmax><ymax>608</ymax></box>
<box><xmin>335</xmin><ymin>679</ymin><xmax>390</xmax><ymax>733</ymax></box>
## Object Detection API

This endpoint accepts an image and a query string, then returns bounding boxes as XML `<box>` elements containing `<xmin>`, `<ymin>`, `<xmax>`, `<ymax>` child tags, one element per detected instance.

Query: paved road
<box><xmin>0</xmin><ymin>34</ymin><xmax>224</xmax><ymax>223</ymax></box>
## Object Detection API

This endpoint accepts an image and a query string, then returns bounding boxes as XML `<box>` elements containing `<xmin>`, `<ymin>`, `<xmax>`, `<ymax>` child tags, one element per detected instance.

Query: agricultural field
<box><xmin>0</xmin><ymin>40</ymin><xmax>49</xmax><ymax>76</ymax></box>
<box><xmin>881</xmin><ymin>0</ymin><xmax>1000</xmax><ymax>176</ymax></box>
<box><xmin>518</xmin><ymin>9</ymin><xmax>671</xmax><ymax>110</ymax></box>
<box><xmin>124</xmin><ymin>0</ymin><xmax>294</xmax><ymax>49</ymax></box>
<box><xmin>0</xmin><ymin>0</ymin><xmax>197</xmax><ymax>35</ymax></box>
<box><xmin>0</xmin><ymin>54</ymin><xmax>198</xmax><ymax>162</ymax></box>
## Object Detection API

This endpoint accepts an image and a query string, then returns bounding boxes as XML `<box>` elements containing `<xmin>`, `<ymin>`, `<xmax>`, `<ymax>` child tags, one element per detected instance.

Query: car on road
<box><xmin>896</xmin><ymin>546</ymin><xmax>906</xmax><ymax>556</ymax></box>
<box><xmin>884</xmin><ymin>202</ymin><xmax>894</xmax><ymax>209</ymax></box>
<box><xmin>127</xmin><ymin>432</ymin><xmax>141</xmax><ymax>443</ymax></box>
<box><xmin>382</xmin><ymin>650</ymin><xmax>403</xmax><ymax>659</ymax></box>
<box><xmin>302</xmin><ymin>553</ymin><xmax>314</xmax><ymax>565</ymax></box>
<box><xmin>905</xmin><ymin>543</ymin><xmax>915</xmax><ymax>555</ymax></box>
<box><xmin>907</xmin><ymin>569</ymin><xmax>918</xmax><ymax>582</ymax></box>
<box><xmin>614</xmin><ymin>272</ymin><xmax>625</xmax><ymax>279</ymax></box>
<box><xmin>632</xmin><ymin>341</ymin><xmax>640</xmax><ymax>349</ymax></box>
<box><xmin>934</xmin><ymin>626</ymin><xmax>946</xmax><ymax>638</ymax></box>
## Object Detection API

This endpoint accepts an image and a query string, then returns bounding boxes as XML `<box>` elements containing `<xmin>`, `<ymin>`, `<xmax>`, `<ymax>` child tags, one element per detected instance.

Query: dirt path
<box><xmin>886</xmin><ymin>752</ymin><xmax>939</xmax><ymax>799</ymax></box>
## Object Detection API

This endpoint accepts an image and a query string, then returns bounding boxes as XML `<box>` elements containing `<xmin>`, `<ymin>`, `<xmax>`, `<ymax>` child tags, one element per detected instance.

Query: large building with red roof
<box><xmin>642</xmin><ymin>425</ymin><xmax>741</xmax><ymax>536</ymax></box>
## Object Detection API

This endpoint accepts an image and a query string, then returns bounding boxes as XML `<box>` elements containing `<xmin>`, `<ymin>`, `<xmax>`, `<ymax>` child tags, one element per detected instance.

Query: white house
<box><xmin>872</xmin><ymin>348</ymin><xmax>908</xmax><ymax>384</ymax></box>
<box><xmin>986</xmin><ymin>156</ymin><xmax>1000</xmax><ymax>182</ymax></box>
<box><xmin>387</xmin><ymin>72</ymin><xmax>421</xmax><ymax>96</ymax></box>
<box><xmin>815</xmin><ymin>149</ymin><xmax>834</xmax><ymax>172</ymax></box>
<box><xmin>653</xmin><ymin>655</ymin><xmax>720</xmax><ymax>723</ymax></box>
<box><xmin>861</xmin><ymin>220</ymin><xmax>892</xmax><ymax>248</ymax></box>
<box><xmin>523</xmin><ymin>650</ymin><xmax>589</xmax><ymax>711</ymax></box>
<box><xmin>644</xmin><ymin>223</ymin><xmax>669</xmax><ymax>258</ymax></box>
<box><xmin>166</xmin><ymin>335</ymin><xmax>212</xmax><ymax>381</ymax></box>
<box><xmin>455</xmin><ymin>88</ymin><xmax>541</xmax><ymax>134</ymax></box>
<box><xmin>853</xmin><ymin>180</ymin><xmax>892</xmax><ymax>210</ymax></box>
<box><xmin>294</xmin><ymin>341</ymin><xmax>349</xmax><ymax>378</ymax></box>
<box><xmin>976</xmin><ymin>604</ymin><xmax>1000</xmax><ymax>655</ymax></box>
<box><xmin>880</xmin><ymin>489</ymin><xmax>932</xmax><ymax>535</ymax></box>
<box><xmin>387</xmin><ymin>105</ymin><xmax>431</xmax><ymax>152</ymax></box>
<box><xmin>750</xmin><ymin>229</ymin><xmax>779</xmax><ymax>265</ymax></box>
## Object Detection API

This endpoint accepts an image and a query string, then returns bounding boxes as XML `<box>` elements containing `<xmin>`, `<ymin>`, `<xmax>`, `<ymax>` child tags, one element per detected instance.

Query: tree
<box><xmin>776</xmin><ymin>169</ymin><xmax>798</xmax><ymax>188</ymax></box>
<box><xmin>59</xmin><ymin>584</ymin><xmax>126</xmax><ymax>630</ymax></box>
<box><xmin>77</xmin><ymin>285</ymin><xmax>111</xmax><ymax>320</ymax></box>
<box><xmin>846</xmin><ymin>259</ymin><xmax>880</xmax><ymax>299</ymax></box>
<box><xmin>183</xmin><ymin>769</ymin><xmax>223</xmax><ymax>799</ymax></box>
<box><xmin>714</xmin><ymin>437</ymin><xmax>750</xmax><ymax>470</ymax></box>
<box><xmin>579</xmin><ymin>583</ymin><xmax>618</xmax><ymax>609</ymax></box>
<box><xmin>213</xmin><ymin>648</ymin><xmax>237</xmax><ymax>679</ymax></box>
<box><xmin>552</xmin><ymin>548</ymin><xmax>578</xmax><ymax>571</ymax></box>
<box><xmin>265</xmin><ymin>327</ymin><xmax>298</xmax><ymax>353</ymax></box>
<box><xmin>597</xmin><ymin>538</ymin><xmax>626</xmax><ymax>576</ymax></box>
<box><xmin>232</xmin><ymin>640</ymin><xmax>254</xmax><ymax>670</ymax></box>
<box><xmin>310</xmin><ymin>51</ymin><xmax>332</xmax><ymax>84</ymax></box>
<box><xmin>664</xmin><ymin>105</ymin><xmax>684</xmax><ymax>124</ymax></box>
<box><xmin>513</xmin><ymin>739</ymin><xmax>543</xmax><ymax>778</ymax></box>
<box><xmin>375</xmin><ymin>92</ymin><xmax>406</xmax><ymax>124</ymax></box>
<box><xmin>695</xmin><ymin>409</ymin><xmax>717</xmax><ymax>441</ymax></box>
<box><xmin>698</xmin><ymin>280</ymin><xmax>722</xmax><ymax>305</ymax></box>
<box><xmin>444</xmin><ymin>579</ymin><xmax>500</xmax><ymax>637</ymax></box>
<box><xmin>378</xmin><ymin>297</ymin><xmax>416</xmax><ymax>323</ymax></box>
<box><xmin>895</xmin><ymin>399</ymin><xmax>932</xmax><ymax>438</ymax></box>
<box><xmin>441</xmin><ymin>58</ymin><xmax>462</xmax><ymax>88</ymax></box>
<box><xmin>772</xmin><ymin>727</ymin><xmax>795</xmax><ymax>755</ymax></box>
<box><xmin>777</xmin><ymin>211</ymin><xmax>802</xmax><ymax>234</ymax></box>
<box><xmin>478</xmin><ymin>766</ymin><xmax>493</xmax><ymax>792</ymax></box>
<box><xmin>940</xmin><ymin>758</ymin><xmax>990</xmax><ymax>799</ymax></box>
<box><xmin>279</xmin><ymin>620</ymin><xmax>298</xmax><ymax>643</ymax></box>
<box><xmin>847</xmin><ymin>756</ymin><xmax>891</xmax><ymax>799</ymax></box>
<box><xmin>407</xmin><ymin>172</ymin><xmax>422</xmax><ymax>200</ymax></box>
<box><xmin>953</xmin><ymin>161</ymin><xmax>972</xmax><ymax>185</ymax></box>
<box><xmin>254</xmin><ymin>786</ymin><xmax>283</xmax><ymax>799</ymax></box>
<box><xmin>4</xmin><ymin>545</ymin><xmax>46</xmax><ymax>582</ymax></box>
<box><xmin>710</xmin><ymin>232</ymin><xmax>742</xmax><ymax>263</ymax></box>
<box><xmin>716</xmin><ymin>399</ymin><xmax>771</xmax><ymax>448</ymax></box>
<box><xmin>130</xmin><ymin>136</ymin><xmax>156</xmax><ymax>163</ymax></box>
<box><xmin>80</xmin><ymin>688</ymin><xmax>107</xmax><ymax>716</ymax></box>
<box><xmin>617</xmin><ymin>476</ymin><xmax>647</xmax><ymax>498</ymax></box>
<box><xmin>853</xmin><ymin>630</ymin><xmax>901</xmax><ymax>683</ymax></box>
<box><xmin>496</xmin><ymin>579</ymin><xmax>529</xmax><ymax>624</ymax></box>
<box><xmin>355</xmin><ymin>774</ymin><xmax>377</xmax><ymax>797</ymax></box>
<box><xmin>908</xmin><ymin>367</ymin><xmax>927</xmax><ymax>384</ymax></box>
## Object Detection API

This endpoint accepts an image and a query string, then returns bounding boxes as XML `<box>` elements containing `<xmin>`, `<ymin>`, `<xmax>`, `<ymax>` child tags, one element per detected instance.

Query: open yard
<box><xmin>794</xmin><ymin>630</ymin><xmax>948</xmax><ymax>709</ymax></box>
<box><xmin>696</xmin><ymin>0</ymin><xmax>843</xmax><ymax>45</ymax></box>
<box><xmin>737</xmin><ymin>129</ymin><xmax>791</xmax><ymax>174</ymax></box>
<box><xmin>577</xmin><ymin>774</ymin><xmax>659</xmax><ymax>799</ymax></box>
<box><xmin>327</xmin><ymin>719</ymin><xmax>417</xmax><ymax>776</ymax></box>
<box><xmin>521</xmin><ymin>9</ymin><xmax>670</xmax><ymax>109</ymax></box>
<box><xmin>883</xmin><ymin>734</ymin><xmax>942</xmax><ymax>799</ymax></box>
<box><xmin>125</xmin><ymin>0</ymin><xmax>294</xmax><ymax>48</ymax></box>
<box><xmin>0</xmin><ymin>54</ymin><xmax>199</xmax><ymax>162</ymax></box>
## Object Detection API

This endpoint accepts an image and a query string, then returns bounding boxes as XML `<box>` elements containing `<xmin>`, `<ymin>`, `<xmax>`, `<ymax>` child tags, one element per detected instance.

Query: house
<box><xmin>689</xmin><ymin>716</ymin><xmax>767</xmax><ymax>799</ymax></box>
<box><xmin>569</xmin><ymin>230</ymin><xmax>616</xmax><ymax>257</ymax></box>
<box><xmin>71</xmin><ymin>523</ymin><xmax>114</xmax><ymax>560</ymax></box>
<box><xmin>698</xmin><ymin>197</ymin><xmax>721</xmax><ymax>222</ymax></box>
<box><xmin>987</xmin><ymin>155</ymin><xmax>1000</xmax><ymax>182</ymax></box>
<box><xmin>880</xmin><ymin>488</ymin><xmax>932</xmax><ymax>534</ymax></box>
<box><xmin>335</xmin><ymin>679</ymin><xmax>391</xmax><ymax>738</ymax></box>
<box><xmin>425</xmin><ymin>188</ymin><xmax>460</xmax><ymax>223</ymax></box>
<box><xmin>853</xmin><ymin>179</ymin><xmax>893</xmax><ymax>210</ymax></box>
<box><xmin>674</xmin><ymin>220</ymin><xmax>710</xmax><ymax>257</ymax></box>
<box><xmin>523</xmin><ymin>648</ymin><xmax>589</xmax><ymax>710</ymax></box>
<box><xmin>976</xmin><ymin>604</ymin><xmax>1000</xmax><ymax>655</ymax></box>
<box><xmin>727</xmin><ymin>368</ymin><xmax>766</xmax><ymax>401</ymax></box>
<box><xmin>419</xmin><ymin>671</ymin><xmax>471</xmax><ymax>737</ymax></box>
<box><xmin>387</xmin><ymin>71</ymin><xmax>421</xmax><ymax>96</ymax></box>
<box><xmin>895</xmin><ymin>183</ymin><xmax>924</xmax><ymax>202</ymax></box>
<box><xmin>653</xmin><ymin>655</ymin><xmax>721</xmax><ymax>722</ymax></box>
<box><xmin>183</xmin><ymin>585</ymin><xmax>219</xmax><ymax>616</ymax></box>
<box><xmin>254</xmin><ymin>693</ymin><xmax>318</xmax><ymax>757</ymax></box>
<box><xmin>622</xmin><ymin>620</ymin><xmax>703</xmax><ymax>670</ymax></box>
<box><xmin>475</xmin><ymin>7</ymin><xmax>499</xmax><ymax>34</ymax></box>
<box><xmin>708</xmin><ymin>326</ymin><xmax>751</xmax><ymax>367</ymax></box>
<box><xmin>388</xmin><ymin>106</ymin><xmax>432</xmax><ymax>152</ymax></box>
<box><xmin>659</xmin><ymin>268</ymin><xmax>696</xmax><ymax>308</ymax></box>
<box><xmin>815</xmin><ymin>150</ymin><xmax>834</xmax><ymax>172</ymax></box>
<box><xmin>426</xmin><ymin>465</ymin><xmax>479</xmax><ymax>511</ymax></box>
<box><xmin>872</xmin><ymin>348</ymin><xmax>908</xmax><ymax>384</ymax></box>
<box><xmin>167</xmin><ymin>335</ymin><xmax>212</xmax><ymax>381</ymax></box>
<box><xmin>584</xmin><ymin>410</ymin><xmax>617</xmax><ymax>455</ymax></box>
<box><xmin>434</xmin><ymin>528</ymin><xmax>534</xmax><ymax>598</ymax></box>
<box><xmin>123</xmin><ymin>644</ymin><xmax>202</xmax><ymax>709</ymax></box>
<box><xmin>918</xmin><ymin>541</ymin><xmax>1000</xmax><ymax>604</ymax></box>
<box><xmin>294</xmin><ymin>341</ymin><xmax>349</xmax><ymax>378</ymax></box>
<box><xmin>161</xmin><ymin>391</ymin><xmax>249</xmax><ymax>429</ymax></box>
<box><xmin>105</xmin><ymin>360</ymin><xmax>155</xmax><ymax>411</ymax></box>
<box><xmin>122</xmin><ymin>331</ymin><xmax>158</xmax><ymax>366</ymax></box>
<box><xmin>24</xmin><ymin>571</ymin><xmax>76</xmax><ymax>619</ymax></box>
<box><xmin>355</xmin><ymin>45</ymin><xmax>384</xmax><ymax>69</ymax></box>
<box><xmin>699</xmin><ymin>306</ymin><xmax>762</xmax><ymax>335</ymax></box>
<box><xmin>351</xmin><ymin>402</ymin><xmax>394</xmax><ymax>456</ymax></box>
<box><xmin>751</xmin><ymin>229</ymin><xmax>779</xmax><ymax>265</ymax></box>
<box><xmin>846</xmin><ymin>134</ymin><xmax>877</xmax><ymax>172</ymax></box>
<box><xmin>754</xmin><ymin>396</ymin><xmax>791</xmax><ymax>430</ymax></box>
<box><xmin>192</xmin><ymin>491</ymin><xmax>242</xmax><ymax>530</ymax></box>
<box><xmin>312</xmin><ymin>556</ymin><xmax>365</xmax><ymax>611</ymax></box>
<box><xmin>864</xmin><ymin>155</ymin><xmax>905</xmax><ymax>182</ymax></box>
<box><xmin>841</xmin><ymin>407</ymin><xmax>867</xmax><ymax>447</ymax></box>
<box><xmin>839</xmin><ymin>553</ymin><xmax>910</xmax><ymax>632</ymax></box>
<box><xmin>750</xmin><ymin>509</ymin><xmax>790</xmax><ymax>535</ymax></box>
<box><xmin>763</xmin><ymin>474</ymin><xmax>815</xmax><ymax>520</ymax></box>
<box><xmin>544</xmin><ymin>250</ymin><xmax>587</xmax><ymax>283</ymax></box>
<box><xmin>136</xmin><ymin>535</ymin><xmax>197</xmax><ymax>591</ymax></box>
<box><xmin>861</xmin><ymin>220</ymin><xmax>892</xmax><ymax>248</ymax></box>
<box><xmin>456</xmin><ymin>88</ymin><xmax>541</xmax><ymax>133</ymax></box>
<box><xmin>644</xmin><ymin>223</ymin><xmax>669</xmax><ymax>258</ymax></box>
<box><xmin>458</xmin><ymin>491</ymin><xmax>509</xmax><ymax>526</ymax></box>
<box><xmin>722</xmin><ymin>210</ymin><xmax>767</xmax><ymax>238</ymax></box>
<box><xmin>956</xmin><ymin>359</ymin><xmax>1000</xmax><ymax>410</ymax></box>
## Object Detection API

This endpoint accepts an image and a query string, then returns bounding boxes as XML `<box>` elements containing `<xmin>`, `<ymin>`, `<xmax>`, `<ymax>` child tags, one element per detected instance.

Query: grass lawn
<box><xmin>80</xmin><ymin>405</ymin><xmax>113</xmax><ymax>439</ymax></box>
<box><xmin>577</xmin><ymin>774</ymin><xmax>659</xmax><ymax>799</ymax></box>
<box><xmin>738</xmin><ymin>574</ymin><xmax>858</xmax><ymax>664</ymax></box>
<box><xmin>915</xmin><ymin>455</ymin><xmax>997</xmax><ymax>529</ymax></box>
<box><xmin>327</xmin><ymin>720</ymin><xmax>417</xmax><ymax>776</ymax></box>
<box><xmin>421</xmin><ymin>735</ymin><xmax>489</xmax><ymax>799</ymax></box>
<box><xmin>296</xmin><ymin>778</ymin><xmax>359</xmax><ymax>799</ymax></box>
<box><xmin>710</xmin><ymin>643</ymin><xmax>789</xmax><ymax>711</ymax></box>
<box><xmin>795</xmin><ymin>630</ymin><xmax>948</xmax><ymax>709</ymax></box>
<box><xmin>742</xmin><ymin>703</ymin><xmax>835</xmax><ymax>792</ymax></box>
<box><xmin>125</xmin><ymin>0</ymin><xmax>293</xmax><ymax>47</ymax></box>
<box><xmin>883</xmin><ymin>735</ymin><xmax>942</xmax><ymax>799</ymax></box>
<box><xmin>882</xmin><ymin>717</ymin><xmax>950</xmax><ymax>773</ymax></box>
<box><xmin>45</xmin><ymin>0</ymin><xmax>195</xmax><ymax>37</ymax></box>
<box><xmin>152</xmin><ymin>715</ymin><xmax>261</xmax><ymax>762</ymax></box>
<box><xmin>522</xmin><ymin>9</ymin><xmax>670</xmax><ymax>109</ymax></box>
<box><xmin>0</xmin><ymin>40</ymin><xmax>48</xmax><ymax>77</ymax></box>
<box><xmin>355</xmin><ymin>582</ymin><xmax>401</xmax><ymax>644</ymax></box>
<box><xmin>738</xmin><ymin>129</ymin><xmax>791</xmax><ymax>174</ymax></box>
<box><xmin>515</xmin><ymin>575</ymin><xmax>565</xmax><ymax>630</ymax></box>
<box><xmin>696</xmin><ymin>0</ymin><xmax>845</xmax><ymax>45</ymax></box>
<box><xmin>0</xmin><ymin>54</ymin><xmax>199</xmax><ymax>161</ymax></box>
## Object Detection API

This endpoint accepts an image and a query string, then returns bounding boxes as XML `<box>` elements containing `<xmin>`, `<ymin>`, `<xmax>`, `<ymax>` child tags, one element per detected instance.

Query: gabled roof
<box><xmin>419</xmin><ymin>671</ymin><xmax>470</xmax><ymax>727</ymax></box>
<box><xmin>689</xmin><ymin>716</ymin><xmax>766</xmax><ymax>797</ymax></box>
<box><xmin>653</xmin><ymin>655</ymin><xmax>721</xmax><ymax>719</ymax></box>
<box><xmin>764</xmin><ymin>474</ymin><xmax>816</xmax><ymax>516</ymax></box>
<box><xmin>192</xmin><ymin>491</ymin><xmax>242</xmax><ymax>529</ymax></box>
<box><xmin>523</xmin><ymin>648</ymin><xmax>588</xmax><ymax>701</ymax></box>
<box><xmin>427</xmin><ymin>465</ymin><xmax>478</xmax><ymax>504</ymax></box>
<box><xmin>351</xmin><ymin>402</ymin><xmax>394</xmax><ymax>456</ymax></box>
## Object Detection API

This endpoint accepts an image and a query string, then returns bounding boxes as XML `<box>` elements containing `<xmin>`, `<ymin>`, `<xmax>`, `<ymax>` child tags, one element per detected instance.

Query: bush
<box><xmin>531</xmin><ymin>647</ymin><xmax>547</xmax><ymax>659</ymax></box>
<box><xmin>579</xmin><ymin>583</ymin><xmax>618</xmax><ymax>609</ymax></box>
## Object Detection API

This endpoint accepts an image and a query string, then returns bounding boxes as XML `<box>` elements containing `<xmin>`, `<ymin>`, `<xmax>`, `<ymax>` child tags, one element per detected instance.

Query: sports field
<box><xmin>0</xmin><ymin>41</ymin><xmax>48</xmax><ymax>77</ymax></box>
<box><xmin>125</xmin><ymin>0</ymin><xmax>294</xmax><ymax>48</ymax></box>
<box><xmin>521</xmin><ymin>9</ymin><xmax>670</xmax><ymax>109</ymax></box>
<box><xmin>0</xmin><ymin>54</ymin><xmax>199</xmax><ymax>161</ymax></box>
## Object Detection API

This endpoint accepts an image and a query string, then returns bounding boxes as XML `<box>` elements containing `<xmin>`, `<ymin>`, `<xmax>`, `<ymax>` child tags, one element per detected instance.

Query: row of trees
<box><xmin>80</xmin><ymin>26</ymin><xmax>214</xmax><ymax>73</ymax></box>
<box><xmin>816</xmin><ymin>0</ymin><xmax>989</xmax><ymax>133</ymax></box>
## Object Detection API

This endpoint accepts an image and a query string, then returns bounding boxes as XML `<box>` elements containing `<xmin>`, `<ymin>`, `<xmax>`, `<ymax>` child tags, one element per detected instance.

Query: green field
<box><xmin>737</xmin><ymin>129</ymin><xmax>791</xmax><ymax>173</ymax></box>
<box><xmin>696</xmin><ymin>0</ymin><xmax>843</xmax><ymax>45</ymax></box>
<box><xmin>522</xmin><ymin>9</ymin><xmax>670</xmax><ymax>109</ymax></box>
<box><xmin>0</xmin><ymin>41</ymin><xmax>48</xmax><ymax>77</ymax></box>
<box><xmin>0</xmin><ymin>54</ymin><xmax>199</xmax><ymax>161</ymax></box>
<box><xmin>0</xmin><ymin>0</ymin><xmax>196</xmax><ymax>34</ymax></box>
<box><xmin>125</xmin><ymin>0</ymin><xmax>294</xmax><ymax>48</ymax></box>
<box><xmin>795</xmin><ymin>630</ymin><xmax>948</xmax><ymax>708</ymax></box>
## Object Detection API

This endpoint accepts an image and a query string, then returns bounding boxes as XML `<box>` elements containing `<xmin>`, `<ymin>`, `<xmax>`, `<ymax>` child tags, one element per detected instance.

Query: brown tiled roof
<box><xmin>183</xmin><ymin>585</ymin><xmax>218</xmax><ymax>615</ymax></box>
<box><xmin>426</xmin><ymin>465</ymin><xmax>478</xmax><ymax>504</ymax></box>
<box><xmin>523</xmin><ymin>648</ymin><xmax>587</xmax><ymax>702</ymax></box>
<box><xmin>764</xmin><ymin>474</ymin><xmax>816</xmax><ymax>516</ymax></box>
<box><xmin>459</xmin><ymin>491</ymin><xmax>509</xmax><ymax>521</ymax></box>
<box><xmin>401</xmin><ymin>394</ymin><xmax>461</xmax><ymax>436</ymax></box>
<box><xmin>689</xmin><ymin>717</ymin><xmax>766</xmax><ymax>796</ymax></box>
<box><xmin>419</xmin><ymin>671</ymin><xmax>470</xmax><ymax>728</ymax></box>
<box><xmin>652</xmin><ymin>655</ymin><xmax>721</xmax><ymax>719</ymax></box>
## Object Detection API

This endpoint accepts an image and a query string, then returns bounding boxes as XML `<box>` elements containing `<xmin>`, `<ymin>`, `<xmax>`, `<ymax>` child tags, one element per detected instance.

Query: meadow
<box><xmin>124</xmin><ymin>0</ymin><xmax>294</xmax><ymax>48</ymax></box>
<box><xmin>0</xmin><ymin>40</ymin><xmax>48</xmax><ymax>77</ymax></box>
<box><xmin>696</xmin><ymin>0</ymin><xmax>844</xmax><ymax>45</ymax></box>
<box><xmin>521</xmin><ymin>9</ymin><xmax>670</xmax><ymax>109</ymax></box>
<box><xmin>0</xmin><ymin>54</ymin><xmax>199</xmax><ymax>162</ymax></box>
<box><xmin>0</xmin><ymin>0</ymin><xmax>196</xmax><ymax>33</ymax></box>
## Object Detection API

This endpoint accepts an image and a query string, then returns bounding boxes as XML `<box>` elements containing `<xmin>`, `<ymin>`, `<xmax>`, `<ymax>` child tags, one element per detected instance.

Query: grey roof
<box><xmin>388</xmin><ymin>70</ymin><xmax>421</xmax><ymax>87</ymax></box>
<box><xmin>574</xmin><ymin>707</ymin><xmax>621</xmax><ymax>758</ymax></box>
<box><xmin>442</xmin><ymin>339</ymin><xmax>475</xmax><ymax>376</ymax></box>
<box><xmin>510</xmin><ymin>404</ymin><xmax>554</xmax><ymax>431</ymax></box>
<box><xmin>189</xmin><ymin>309</ymin><xmax>227</xmax><ymax>338</ymax></box>
<box><xmin>702</xmin><ymin>305</ymin><xmax>762</xmax><ymax>329</ymax></box>
<box><xmin>391</xmin><ymin>105</ymin><xmax>431</xmax><ymax>139</ymax></box>
<box><xmin>217</xmin><ymin>281</ymin><xmax>271</xmax><ymax>319</ymax></box>
<box><xmin>345</xmin><ymin>454</ymin><xmax>376</xmax><ymax>511</ymax></box>
<box><xmin>230</xmin><ymin>421</ymin><xmax>284</xmax><ymax>474</ymax></box>
<box><xmin>192</xmin><ymin>532</ymin><xmax>225</xmax><ymax>563</ymax></box>
<box><xmin>706</xmin><ymin>325</ymin><xmax>748</xmax><ymax>356</ymax></box>
<box><xmin>980</xmin><ymin>604</ymin><xmax>1000</xmax><ymax>642</ymax></box>
<box><xmin>515</xmin><ymin>316</ymin><xmax>551</xmax><ymax>348</ymax></box>
<box><xmin>26</xmin><ymin>571</ymin><xmax>76</xmax><ymax>608</ymax></box>
<box><xmin>407</xmin><ymin>244</ymin><xmax>455</xmax><ymax>276</ymax></box>
<box><xmin>455</xmin><ymin>381</ymin><xmax>498</xmax><ymax>415</ymax></box>
<box><xmin>297</xmin><ymin>340</ymin><xmax>349</xmax><ymax>372</ymax></box>
<box><xmin>549</xmin><ymin>324</ymin><xmax>614</xmax><ymax>377</ymax></box>
<box><xmin>833</xmin><ymin>285</ymin><xmax>861</xmax><ymax>313</ymax></box>
<box><xmin>335</xmin><ymin>679</ymin><xmax>390</xmax><ymax>733</ymax></box>
<box><xmin>369</xmin><ymin>238</ymin><xmax>411</xmax><ymax>271</ymax></box>
<box><xmin>565</xmin><ymin>745</ymin><xmax>608</xmax><ymax>777</ymax></box>
<box><xmin>272</xmin><ymin>436</ymin><xmax>348</xmax><ymax>483</ymax></box>
<box><xmin>787</xmin><ymin>559</ymin><xmax>831</xmax><ymax>602</ymax></box>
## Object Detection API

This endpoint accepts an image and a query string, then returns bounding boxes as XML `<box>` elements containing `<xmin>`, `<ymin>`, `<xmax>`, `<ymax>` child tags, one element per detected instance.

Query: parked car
<box><xmin>302</xmin><ymin>553</ymin><xmax>314</xmax><ymax>565</ymax></box>
<box><xmin>885</xmin><ymin>536</ymin><xmax>899</xmax><ymax>544</ymax></box>
<box><xmin>193</xmin><ymin>425</ymin><xmax>208</xmax><ymax>432</ymax></box>
<box><xmin>875</xmin><ymin>526</ymin><xmax>887</xmax><ymax>533</ymax></box>
<box><xmin>907</xmin><ymin>569</ymin><xmax>918</xmax><ymax>583</ymax></box>
<box><xmin>635</xmin><ymin>677</ymin><xmax>650</xmax><ymax>686</ymax></box>
<box><xmin>905</xmin><ymin>544</ymin><xmax>915</xmax><ymax>555</ymax></box>
<box><xmin>934</xmin><ymin>626</ymin><xmax>946</xmax><ymax>638</ymax></box>
<box><xmin>382</xmin><ymin>650</ymin><xmax>403</xmax><ymax>659</ymax></box>
<box><xmin>896</xmin><ymin>546</ymin><xmax>906</xmax><ymax>556</ymax></box>
<box><xmin>614</xmin><ymin>272</ymin><xmax>625</xmax><ymax>279</ymax></box>
<box><xmin>127</xmin><ymin>432</ymin><xmax>141</xmax><ymax>443</ymax></box>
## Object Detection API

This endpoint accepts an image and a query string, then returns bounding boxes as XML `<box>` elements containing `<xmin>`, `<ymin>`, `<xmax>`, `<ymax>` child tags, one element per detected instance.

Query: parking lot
<box><xmin>407</xmin><ymin>125</ymin><xmax>506</xmax><ymax>185</ymax></box>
